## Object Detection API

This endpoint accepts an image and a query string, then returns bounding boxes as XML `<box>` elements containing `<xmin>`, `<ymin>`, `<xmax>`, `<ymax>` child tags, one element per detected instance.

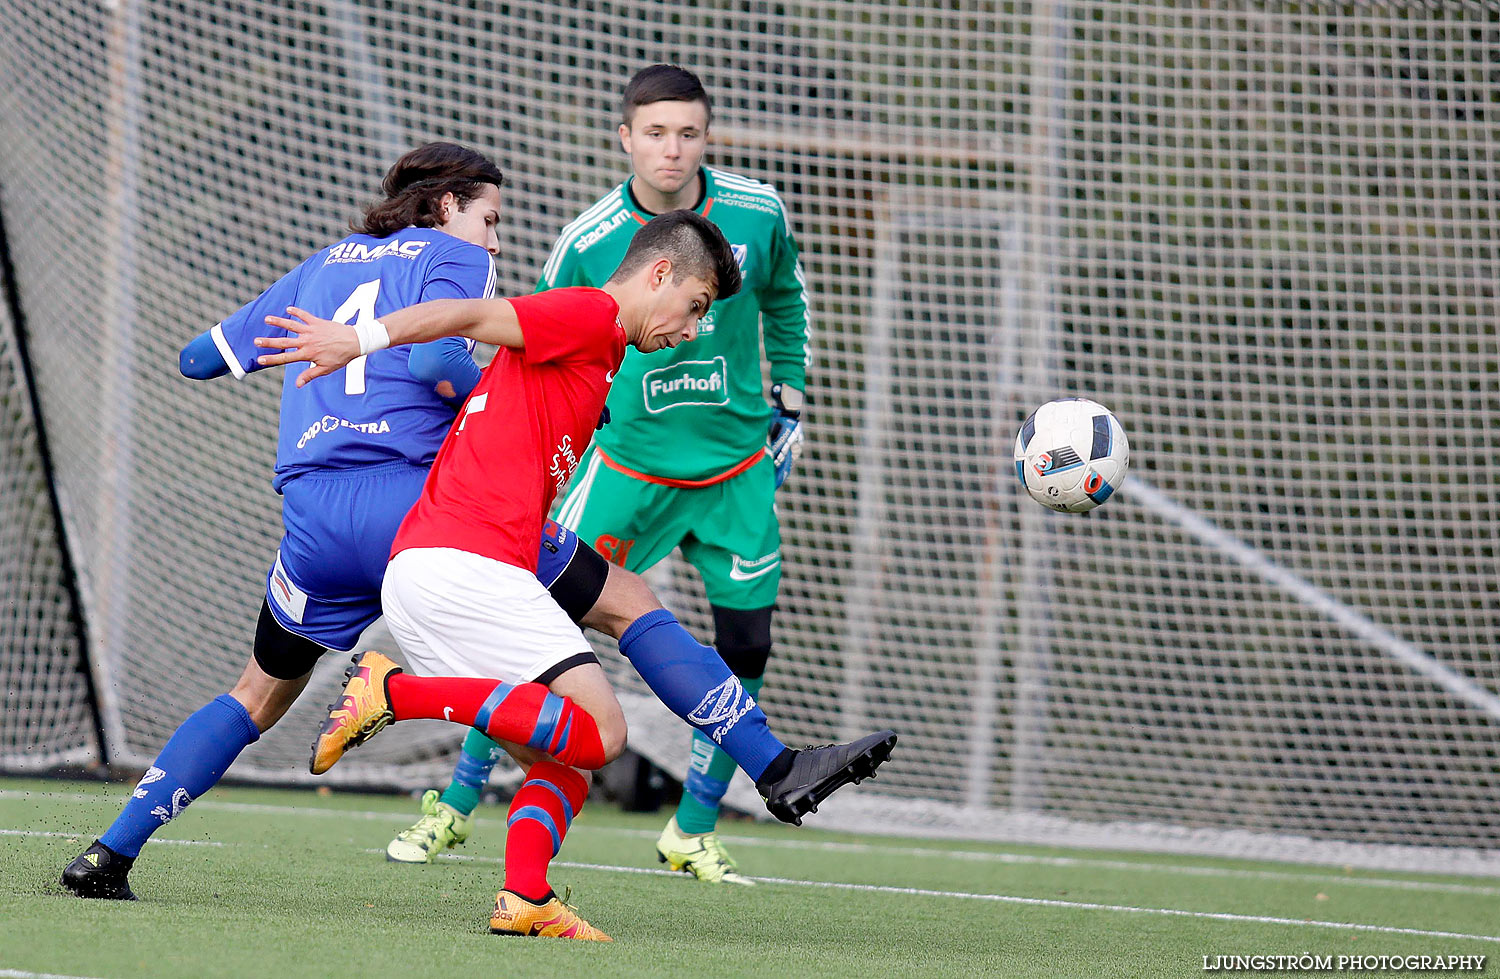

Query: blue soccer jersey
<box><xmin>210</xmin><ymin>228</ymin><xmax>496</xmax><ymax>491</ymax></box>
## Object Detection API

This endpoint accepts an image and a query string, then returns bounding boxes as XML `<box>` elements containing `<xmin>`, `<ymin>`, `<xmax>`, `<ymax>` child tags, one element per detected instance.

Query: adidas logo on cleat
<box><xmin>61</xmin><ymin>841</ymin><xmax>138</xmax><ymax>901</ymax></box>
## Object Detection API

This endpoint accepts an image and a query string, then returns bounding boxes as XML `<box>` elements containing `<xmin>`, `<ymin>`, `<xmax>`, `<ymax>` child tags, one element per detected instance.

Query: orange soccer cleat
<box><xmin>309</xmin><ymin>651</ymin><xmax>402</xmax><ymax>774</ymax></box>
<box><xmin>488</xmin><ymin>888</ymin><xmax>612</xmax><ymax>941</ymax></box>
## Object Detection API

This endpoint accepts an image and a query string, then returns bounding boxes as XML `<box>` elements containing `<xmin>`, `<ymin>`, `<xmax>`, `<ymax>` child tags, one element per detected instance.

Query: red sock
<box><xmin>504</xmin><ymin>762</ymin><xmax>590</xmax><ymax>903</ymax></box>
<box><xmin>386</xmin><ymin>674</ymin><xmax>607</xmax><ymax>769</ymax></box>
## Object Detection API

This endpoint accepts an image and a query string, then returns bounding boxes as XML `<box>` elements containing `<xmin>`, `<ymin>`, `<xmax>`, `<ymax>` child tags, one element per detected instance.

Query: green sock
<box><xmin>675</xmin><ymin>676</ymin><xmax>763</xmax><ymax>834</ymax></box>
<box><xmin>439</xmin><ymin>727</ymin><xmax>504</xmax><ymax>817</ymax></box>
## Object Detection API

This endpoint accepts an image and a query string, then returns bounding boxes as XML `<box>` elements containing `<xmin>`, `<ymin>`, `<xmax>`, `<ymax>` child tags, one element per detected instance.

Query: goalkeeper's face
<box><xmin>619</xmin><ymin>99</ymin><xmax>710</xmax><ymax>199</ymax></box>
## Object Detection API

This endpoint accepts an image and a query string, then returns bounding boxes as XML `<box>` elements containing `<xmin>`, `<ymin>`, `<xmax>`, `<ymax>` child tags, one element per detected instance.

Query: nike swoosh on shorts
<box><xmin>729</xmin><ymin>555</ymin><xmax>780</xmax><ymax>581</ymax></box>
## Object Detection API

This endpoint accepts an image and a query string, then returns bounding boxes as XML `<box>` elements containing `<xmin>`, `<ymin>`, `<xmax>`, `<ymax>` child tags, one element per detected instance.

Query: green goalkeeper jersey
<box><xmin>536</xmin><ymin>166</ymin><xmax>810</xmax><ymax>482</ymax></box>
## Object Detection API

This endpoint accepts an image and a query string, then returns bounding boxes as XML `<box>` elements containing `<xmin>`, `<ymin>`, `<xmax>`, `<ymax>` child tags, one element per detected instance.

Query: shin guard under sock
<box><xmin>617</xmin><ymin>609</ymin><xmax>785</xmax><ymax>780</ymax></box>
<box><xmin>387</xmin><ymin>674</ymin><xmax>606</xmax><ymax>769</ymax></box>
<box><xmin>503</xmin><ymin>761</ymin><xmax>590</xmax><ymax>903</ymax></box>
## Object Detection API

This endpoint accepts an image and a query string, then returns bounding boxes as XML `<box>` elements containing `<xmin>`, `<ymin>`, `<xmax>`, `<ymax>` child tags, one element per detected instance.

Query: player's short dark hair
<box><xmin>607</xmin><ymin>209</ymin><xmax>741</xmax><ymax>302</ymax></box>
<box><xmin>621</xmin><ymin>64</ymin><xmax>712</xmax><ymax>126</ymax></box>
<box><xmin>354</xmin><ymin>142</ymin><xmax>504</xmax><ymax>238</ymax></box>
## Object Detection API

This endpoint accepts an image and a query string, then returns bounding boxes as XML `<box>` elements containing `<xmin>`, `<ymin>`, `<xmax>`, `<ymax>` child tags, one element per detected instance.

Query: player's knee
<box><xmin>228</xmin><ymin>664</ymin><xmax>310</xmax><ymax>732</ymax></box>
<box><xmin>581</xmin><ymin>564</ymin><xmax>663</xmax><ymax>639</ymax></box>
<box><xmin>712</xmin><ymin>605</ymin><xmax>774</xmax><ymax>679</ymax></box>
<box><xmin>550</xmin><ymin>664</ymin><xmax>628</xmax><ymax>765</ymax></box>
<box><xmin>596</xmin><ymin>706</ymin><xmax>629</xmax><ymax>764</ymax></box>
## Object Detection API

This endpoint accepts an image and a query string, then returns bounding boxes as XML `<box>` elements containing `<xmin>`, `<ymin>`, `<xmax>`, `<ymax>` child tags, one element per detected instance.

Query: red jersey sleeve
<box><xmin>509</xmin><ymin>288</ymin><xmax>620</xmax><ymax>365</ymax></box>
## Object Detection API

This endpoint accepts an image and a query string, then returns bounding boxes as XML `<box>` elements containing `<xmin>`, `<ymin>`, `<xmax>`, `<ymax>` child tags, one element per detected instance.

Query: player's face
<box><xmin>619</xmin><ymin>100</ymin><xmax>710</xmax><ymax>199</ymax></box>
<box><xmin>635</xmin><ymin>263</ymin><xmax>715</xmax><ymax>353</ymax></box>
<box><xmin>437</xmin><ymin>184</ymin><xmax>502</xmax><ymax>255</ymax></box>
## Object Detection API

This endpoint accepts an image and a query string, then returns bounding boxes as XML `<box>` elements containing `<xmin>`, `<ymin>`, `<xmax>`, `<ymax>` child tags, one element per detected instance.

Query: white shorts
<box><xmin>381</xmin><ymin>547</ymin><xmax>596</xmax><ymax>683</ymax></box>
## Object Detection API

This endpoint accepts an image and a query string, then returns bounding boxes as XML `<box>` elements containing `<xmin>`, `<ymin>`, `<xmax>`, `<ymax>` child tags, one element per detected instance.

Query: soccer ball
<box><xmin>1013</xmin><ymin>398</ymin><xmax>1129</xmax><ymax>512</ymax></box>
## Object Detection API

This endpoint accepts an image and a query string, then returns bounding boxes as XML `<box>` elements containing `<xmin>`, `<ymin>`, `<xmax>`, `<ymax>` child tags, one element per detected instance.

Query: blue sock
<box><xmin>677</xmin><ymin>677</ymin><xmax>762</xmax><ymax>833</ymax></box>
<box><xmin>99</xmin><ymin>694</ymin><xmax>260</xmax><ymax>858</ymax></box>
<box><xmin>618</xmin><ymin>609</ymin><xmax>786</xmax><ymax>780</ymax></box>
<box><xmin>440</xmin><ymin>727</ymin><xmax>505</xmax><ymax>817</ymax></box>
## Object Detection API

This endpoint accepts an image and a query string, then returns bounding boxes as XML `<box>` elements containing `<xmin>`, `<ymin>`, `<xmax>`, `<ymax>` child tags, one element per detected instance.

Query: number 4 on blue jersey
<box><xmin>178</xmin><ymin>227</ymin><xmax>496</xmax><ymax>491</ymax></box>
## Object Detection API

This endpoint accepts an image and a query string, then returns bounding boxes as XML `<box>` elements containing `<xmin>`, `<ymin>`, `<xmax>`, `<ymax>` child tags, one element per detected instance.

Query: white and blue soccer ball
<box><xmin>1013</xmin><ymin>398</ymin><xmax>1129</xmax><ymax>512</ymax></box>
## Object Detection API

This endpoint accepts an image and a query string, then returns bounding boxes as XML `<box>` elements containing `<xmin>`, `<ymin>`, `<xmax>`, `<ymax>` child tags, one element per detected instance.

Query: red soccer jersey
<box><xmin>391</xmin><ymin>287</ymin><xmax>626</xmax><ymax>570</ymax></box>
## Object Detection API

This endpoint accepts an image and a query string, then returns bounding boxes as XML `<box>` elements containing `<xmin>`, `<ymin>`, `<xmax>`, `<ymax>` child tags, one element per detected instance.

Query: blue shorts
<box><xmin>265</xmin><ymin>462</ymin><xmax>585</xmax><ymax>651</ymax></box>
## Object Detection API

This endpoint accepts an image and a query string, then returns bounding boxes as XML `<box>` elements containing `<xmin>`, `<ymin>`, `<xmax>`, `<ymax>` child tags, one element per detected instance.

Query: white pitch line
<box><xmin>0</xmin><ymin>829</ymin><xmax>221</xmax><ymax>846</ymax></box>
<box><xmin>0</xmin><ymin>792</ymin><xmax>400</xmax><ymax>823</ymax></box>
<box><xmin>6</xmin><ymin>820</ymin><xmax>1495</xmax><ymax>946</ymax></box>
<box><xmin>0</xmin><ymin>970</ymin><xmax>112</xmax><ymax>979</ymax></box>
<box><xmin>7</xmin><ymin>791</ymin><xmax>1498</xmax><ymax>897</ymax></box>
<box><xmin>749</xmin><ymin>875</ymin><xmax>1500</xmax><ymax>945</ymax></box>
<box><xmin>361</xmin><ymin>848</ymin><xmax>1500</xmax><ymax>946</ymax></box>
<box><xmin>583</xmin><ymin>826</ymin><xmax>1500</xmax><ymax>898</ymax></box>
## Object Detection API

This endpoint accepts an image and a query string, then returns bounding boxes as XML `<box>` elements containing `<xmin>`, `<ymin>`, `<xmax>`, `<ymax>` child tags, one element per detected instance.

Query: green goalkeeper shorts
<box><xmin>553</xmin><ymin>446</ymin><xmax>782</xmax><ymax>610</ymax></box>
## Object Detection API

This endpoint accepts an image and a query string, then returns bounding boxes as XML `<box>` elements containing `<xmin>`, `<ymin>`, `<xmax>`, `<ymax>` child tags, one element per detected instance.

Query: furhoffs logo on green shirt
<box><xmin>643</xmin><ymin>357</ymin><xmax>729</xmax><ymax>413</ymax></box>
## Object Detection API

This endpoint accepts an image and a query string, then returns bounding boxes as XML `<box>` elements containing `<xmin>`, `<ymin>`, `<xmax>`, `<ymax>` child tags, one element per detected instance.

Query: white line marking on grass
<box><xmin>0</xmin><ymin>791</ymin><xmax>400</xmax><ymax>823</ymax></box>
<box><xmin>1</xmin><ymin>969</ymin><xmax>112</xmax><ymax>979</ymax></box>
<box><xmin>365</xmin><ymin>849</ymin><xmax>1500</xmax><ymax>945</ymax></box>
<box><xmin>0</xmin><ymin>829</ymin><xmax>221</xmax><ymax>846</ymax></box>
<box><xmin>745</xmin><ymin>875</ymin><xmax>1500</xmax><ymax>945</ymax></box>
<box><xmin>9</xmin><ymin>790</ymin><xmax>1498</xmax><ymax>897</ymax></box>
<box><xmin>390</xmin><ymin>848</ymin><xmax>681</xmax><ymax>881</ymax></box>
<box><xmin>583</xmin><ymin>826</ymin><xmax>1500</xmax><ymax>897</ymax></box>
<box><xmin>9</xmin><ymin>821</ymin><xmax>1495</xmax><ymax>946</ymax></box>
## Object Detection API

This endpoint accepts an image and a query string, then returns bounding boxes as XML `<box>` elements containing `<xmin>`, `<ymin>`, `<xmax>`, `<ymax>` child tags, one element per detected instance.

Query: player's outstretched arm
<box><xmin>178</xmin><ymin>330</ymin><xmax>232</xmax><ymax>380</ymax></box>
<box><xmin>255</xmin><ymin>298</ymin><xmax>524</xmax><ymax>388</ymax></box>
<box><xmin>407</xmin><ymin>337</ymin><xmax>481</xmax><ymax>407</ymax></box>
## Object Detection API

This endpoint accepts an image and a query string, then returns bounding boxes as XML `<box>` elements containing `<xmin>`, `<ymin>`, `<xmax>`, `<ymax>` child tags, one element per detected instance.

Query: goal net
<box><xmin>0</xmin><ymin>248</ymin><xmax>98</xmax><ymax>771</ymax></box>
<box><xmin>2</xmin><ymin>1</ymin><xmax>1497</xmax><ymax>872</ymax></box>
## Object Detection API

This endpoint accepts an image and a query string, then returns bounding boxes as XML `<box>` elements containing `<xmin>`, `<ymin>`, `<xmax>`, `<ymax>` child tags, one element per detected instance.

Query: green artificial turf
<box><xmin>1</xmin><ymin>779</ymin><xmax>1495</xmax><ymax>978</ymax></box>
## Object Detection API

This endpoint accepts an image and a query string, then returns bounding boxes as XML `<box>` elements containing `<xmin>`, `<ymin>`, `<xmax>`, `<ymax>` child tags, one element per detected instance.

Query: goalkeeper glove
<box><xmin>767</xmin><ymin>383</ymin><xmax>804</xmax><ymax>489</ymax></box>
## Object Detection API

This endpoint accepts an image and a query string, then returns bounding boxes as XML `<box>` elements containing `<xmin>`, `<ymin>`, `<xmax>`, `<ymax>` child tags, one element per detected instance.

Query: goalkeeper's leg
<box><xmin>384</xmin><ymin>727</ymin><xmax>499</xmax><ymax>863</ymax></box>
<box><xmin>657</xmin><ymin>605</ymin><xmax>770</xmax><ymax>884</ymax></box>
<box><xmin>591</xmin><ymin>568</ymin><xmax>895</xmax><ymax>828</ymax></box>
<box><xmin>62</xmin><ymin>602</ymin><xmax>320</xmax><ymax>899</ymax></box>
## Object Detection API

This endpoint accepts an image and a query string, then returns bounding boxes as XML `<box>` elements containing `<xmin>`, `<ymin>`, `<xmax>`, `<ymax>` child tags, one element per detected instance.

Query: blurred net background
<box><xmin>1</xmin><ymin>2</ymin><xmax>1496</xmax><ymax>870</ymax></box>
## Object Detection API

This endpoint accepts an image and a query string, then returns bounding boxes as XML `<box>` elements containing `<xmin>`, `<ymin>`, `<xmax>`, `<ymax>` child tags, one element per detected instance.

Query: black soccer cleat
<box><xmin>61</xmin><ymin>840</ymin><xmax>138</xmax><ymax>900</ymax></box>
<box><xmin>756</xmin><ymin>730</ymin><xmax>898</xmax><ymax>826</ymax></box>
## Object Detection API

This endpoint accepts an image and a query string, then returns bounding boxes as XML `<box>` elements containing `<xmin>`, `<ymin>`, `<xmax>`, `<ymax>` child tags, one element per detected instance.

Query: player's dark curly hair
<box><xmin>354</xmin><ymin>142</ymin><xmax>504</xmax><ymax>238</ymax></box>
<box><xmin>621</xmin><ymin>64</ymin><xmax>712</xmax><ymax>126</ymax></box>
<box><xmin>608</xmin><ymin>209</ymin><xmax>742</xmax><ymax>301</ymax></box>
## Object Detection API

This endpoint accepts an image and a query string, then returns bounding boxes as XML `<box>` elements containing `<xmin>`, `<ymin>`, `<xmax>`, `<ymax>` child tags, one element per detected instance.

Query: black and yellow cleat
<box><xmin>61</xmin><ymin>840</ymin><xmax>138</xmax><ymax>900</ymax></box>
<box><xmin>756</xmin><ymin>730</ymin><xmax>898</xmax><ymax>826</ymax></box>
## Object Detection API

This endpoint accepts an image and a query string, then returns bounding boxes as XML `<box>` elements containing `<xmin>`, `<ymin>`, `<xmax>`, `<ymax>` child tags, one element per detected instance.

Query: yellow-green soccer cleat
<box><xmin>309</xmin><ymin>650</ymin><xmax>402</xmax><ymax>775</ymax></box>
<box><xmin>655</xmin><ymin>816</ymin><xmax>755</xmax><ymax>885</ymax></box>
<box><xmin>386</xmin><ymin>789</ymin><xmax>471</xmax><ymax>863</ymax></box>
<box><xmin>489</xmin><ymin>888</ymin><xmax>612</xmax><ymax>941</ymax></box>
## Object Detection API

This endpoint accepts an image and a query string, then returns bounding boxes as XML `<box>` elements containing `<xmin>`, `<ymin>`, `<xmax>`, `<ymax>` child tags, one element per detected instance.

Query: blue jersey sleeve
<box><xmin>407</xmin><ymin>337</ymin><xmax>482</xmax><ymax>407</ymax></box>
<box><xmin>404</xmin><ymin>241</ymin><xmax>492</xmax><ymax>404</ymax></box>
<box><xmin>209</xmin><ymin>262</ymin><xmax>308</xmax><ymax>379</ymax></box>
<box><xmin>420</xmin><ymin>244</ymin><xmax>496</xmax><ymax>303</ymax></box>
<box><xmin>179</xmin><ymin>330</ymin><xmax>230</xmax><ymax>379</ymax></box>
